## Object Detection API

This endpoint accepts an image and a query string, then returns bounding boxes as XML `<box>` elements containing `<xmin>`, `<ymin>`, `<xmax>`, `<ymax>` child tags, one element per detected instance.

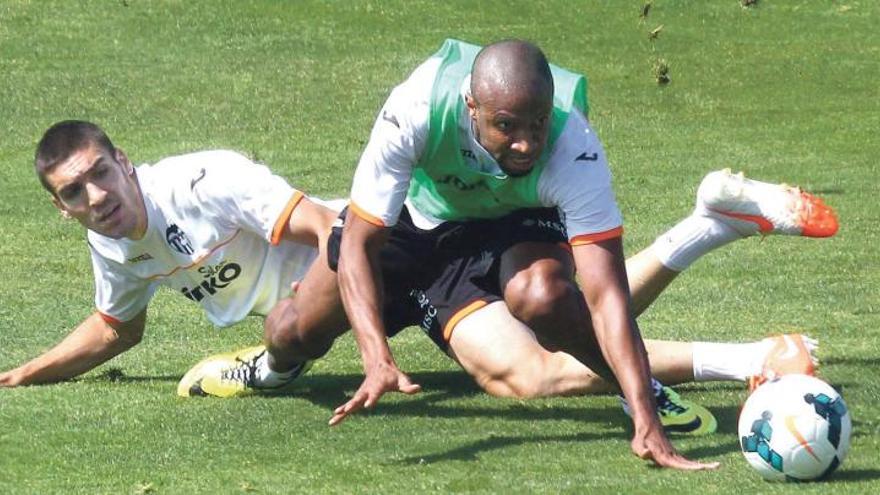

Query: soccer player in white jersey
<box><xmin>246</xmin><ymin>40</ymin><xmax>837</xmax><ymax>470</ymax></box>
<box><xmin>0</xmin><ymin>120</ymin><xmax>336</xmax><ymax>385</ymax></box>
<box><xmin>1</xmin><ymin>121</ymin><xmax>827</xmax><ymax>455</ymax></box>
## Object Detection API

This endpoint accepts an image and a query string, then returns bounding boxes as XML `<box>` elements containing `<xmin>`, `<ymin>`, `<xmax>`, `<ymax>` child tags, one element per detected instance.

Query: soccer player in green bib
<box><xmin>330</xmin><ymin>38</ymin><xmax>717</xmax><ymax>470</ymax></box>
<box><xmin>230</xmin><ymin>39</ymin><xmax>833</xmax><ymax>470</ymax></box>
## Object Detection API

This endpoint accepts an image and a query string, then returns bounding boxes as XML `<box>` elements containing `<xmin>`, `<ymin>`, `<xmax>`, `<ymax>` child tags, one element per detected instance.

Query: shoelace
<box><xmin>619</xmin><ymin>386</ymin><xmax>688</xmax><ymax>417</ymax></box>
<box><xmin>656</xmin><ymin>388</ymin><xmax>688</xmax><ymax>416</ymax></box>
<box><xmin>220</xmin><ymin>352</ymin><xmax>263</xmax><ymax>386</ymax></box>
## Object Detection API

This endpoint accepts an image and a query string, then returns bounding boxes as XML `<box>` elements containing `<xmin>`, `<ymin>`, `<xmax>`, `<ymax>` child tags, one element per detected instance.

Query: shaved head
<box><xmin>465</xmin><ymin>40</ymin><xmax>555</xmax><ymax>177</ymax></box>
<box><xmin>470</xmin><ymin>40</ymin><xmax>553</xmax><ymax>105</ymax></box>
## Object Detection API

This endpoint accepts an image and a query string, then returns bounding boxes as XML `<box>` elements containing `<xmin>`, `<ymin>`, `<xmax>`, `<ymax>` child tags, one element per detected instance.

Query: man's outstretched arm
<box><xmin>330</xmin><ymin>211</ymin><xmax>420</xmax><ymax>426</ymax></box>
<box><xmin>0</xmin><ymin>310</ymin><xmax>146</xmax><ymax>387</ymax></box>
<box><xmin>573</xmin><ymin>237</ymin><xmax>718</xmax><ymax>470</ymax></box>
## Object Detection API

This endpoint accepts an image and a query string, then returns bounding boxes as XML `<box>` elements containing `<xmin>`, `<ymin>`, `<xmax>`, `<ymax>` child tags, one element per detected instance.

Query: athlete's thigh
<box><xmin>446</xmin><ymin>302</ymin><xmax>548</xmax><ymax>384</ymax></box>
<box><xmin>449</xmin><ymin>301</ymin><xmax>609</xmax><ymax>397</ymax></box>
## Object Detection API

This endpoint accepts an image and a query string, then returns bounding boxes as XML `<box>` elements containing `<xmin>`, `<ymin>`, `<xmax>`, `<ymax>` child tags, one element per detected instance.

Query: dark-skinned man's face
<box><xmin>466</xmin><ymin>85</ymin><xmax>553</xmax><ymax>177</ymax></box>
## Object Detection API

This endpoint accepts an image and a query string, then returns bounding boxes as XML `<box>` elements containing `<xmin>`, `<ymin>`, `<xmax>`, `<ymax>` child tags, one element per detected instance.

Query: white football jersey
<box><xmin>87</xmin><ymin>150</ymin><xmax>333</xmax><ymax>327</ymax></box>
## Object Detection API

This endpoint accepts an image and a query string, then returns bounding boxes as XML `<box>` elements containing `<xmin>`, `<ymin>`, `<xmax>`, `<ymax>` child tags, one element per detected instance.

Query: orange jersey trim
<box><xmin>442</xmin><ymin>299</ymin><xmax>489</xmax><ymax>342</ymax></box>
<box><xmin>271</xmin><ymin>191</ymin><xmax>306</xmax><ymax>246</ymax></box>
<box><xmin>569</xmin><ymin>226</ymin><xmax>624</xmax><ymax>246</ymax></box>
<box><xmin>98</xmin><ymin>311</ymin><xmax>122</xmax><ymax>326</ymax></box>
<box><xmin>349</xmin><ymin>201</ymin><xmax>386</xmax><ymax>227</ymax></box>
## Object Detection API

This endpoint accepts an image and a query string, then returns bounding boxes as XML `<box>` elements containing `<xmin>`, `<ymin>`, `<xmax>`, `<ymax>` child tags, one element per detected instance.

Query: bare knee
<box><xmin>505</xmin><ymin>269</ymin><xmax>578</xmax><ymax>325</ymax></box>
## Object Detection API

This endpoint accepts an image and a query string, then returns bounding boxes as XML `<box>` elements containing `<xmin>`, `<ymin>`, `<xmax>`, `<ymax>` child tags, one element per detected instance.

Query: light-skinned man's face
<box><xmin>45</xmin><ymin>144</ymin><xmax>146</xmax><ymax>240</ymax></box>
<box><xmin>466</xmin><ymin>85</ymin><xmax>553</xmax><ymax>177</ymax></box>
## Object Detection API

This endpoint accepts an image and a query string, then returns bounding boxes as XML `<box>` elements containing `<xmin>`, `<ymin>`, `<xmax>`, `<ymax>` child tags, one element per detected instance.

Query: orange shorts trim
<box><xmin>569</xmin><ymin>226</ymin><xmax>624</xmax><ymax>246</ymax></box>
<box><xmin>442</xmin><ymin>299</ymin><xmax>489</xmax><ymax>342</ymax></box>
<box><xmin>349</xmin><ymin>201</ymin><xmax>386</xmax><ymax>227</ymax></box>
<box><xmin>271</xmin><ymin>191</ymin><xmax>305</xmax><ymax>246</ymax></box>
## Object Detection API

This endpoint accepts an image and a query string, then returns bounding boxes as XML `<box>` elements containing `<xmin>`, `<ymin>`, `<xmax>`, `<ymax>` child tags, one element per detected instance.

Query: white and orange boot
<box><xmin>697</xmin><ymin>169</ymin><xmax>838</xmax><ymax>238</ymax></box>
<box><xmin>748</xmin><ymin>334</ymin><xmax>819</xmax><ymax>392</ymax></box>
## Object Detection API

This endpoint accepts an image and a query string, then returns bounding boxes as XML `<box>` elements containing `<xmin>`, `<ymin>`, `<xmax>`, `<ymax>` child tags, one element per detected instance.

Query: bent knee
<box><xmin>505</xmin><ymin>273</ymin><xmax>578</xmax><ymax>323</ymax></box>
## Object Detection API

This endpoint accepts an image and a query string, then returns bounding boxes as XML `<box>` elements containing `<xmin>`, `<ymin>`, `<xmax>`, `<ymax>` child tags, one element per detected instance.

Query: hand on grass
<box><xmin>0</xmin><ymin>369</ymin><xmax>23</xmax><ymax>387</ymax></box>
<box><xmin>329</xmin><ymin>361</ymin><xmax>421</xmax><ymax>426</ymax></box>
<box><xmin>631</xmin><ymin>421</ymin><xmax>720</xmax><ymax>470</ymax></box>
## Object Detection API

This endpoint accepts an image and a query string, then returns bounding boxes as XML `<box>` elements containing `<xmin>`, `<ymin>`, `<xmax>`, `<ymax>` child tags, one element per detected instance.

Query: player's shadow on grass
<box><xmin>831</xmin><ymin>469</ymin><xmax>880</xmax><ymax>483</ymax></box>
<box><xmin>292</xmin><ymin>371</ymin><xmax>628</xmax><ymax>424</ymax></box>
<box><xmin>709</xmin><ymin>405</ymin><xmax>741</xmax><ymax>435</ymax></box>
<box><xmin>291</xmin><ymin>370</ymin><xmax>484</xmax><ymax>406</ymax></box>
<box><xmin>80</xmin><ymin>367</ymin><xmax>180</xmax><ymax>383</ymax></box>
<box><xmin>396</xmin><ymin>431</ymin><xmax>629</xmax><ymax>464</ymax></box>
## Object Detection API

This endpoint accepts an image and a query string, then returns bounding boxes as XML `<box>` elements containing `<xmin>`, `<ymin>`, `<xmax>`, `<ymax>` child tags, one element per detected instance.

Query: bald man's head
<box><xmin>470</xmin><ymin>40</ymin><xmax>553</xmax><ymax>106</ymax></box>
<box><xmin>466</xmin><ymin>40</ymin><xmax>555</xmax><ymax>177</ymax></box>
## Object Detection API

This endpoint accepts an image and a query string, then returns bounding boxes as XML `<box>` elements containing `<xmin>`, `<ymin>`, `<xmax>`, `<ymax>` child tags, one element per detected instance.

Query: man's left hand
<box><xmin>329</xmin><ymin>361</ymin><xmax>421</xmax><ymax>426</ymax></box>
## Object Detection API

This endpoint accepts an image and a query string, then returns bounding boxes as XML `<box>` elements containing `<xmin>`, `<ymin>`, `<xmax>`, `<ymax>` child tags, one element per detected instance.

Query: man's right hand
<box><xmin>329</xmin><ymin>360</ymin><xmax>421</xmax><ymax>426</ymax></box>
<box><xmin>0</xmin><ymin>369</ymin><xmax>24</xmax><ymax>387</ymax></box>
<box><xmin>631</xmin><ymin>418</ymin><xmax>720</xmax><ymax>470</ymax></box>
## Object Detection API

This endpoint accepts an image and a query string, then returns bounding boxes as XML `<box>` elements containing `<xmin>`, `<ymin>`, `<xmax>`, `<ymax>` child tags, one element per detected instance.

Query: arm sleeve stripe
<box><xmin>442</xmin><ymin>299</ymin><xmax>489</xmax><ymax>342</ymax></box>
<box><xmin>569</xmin><ymin>226</ymin><xmax>624</xmax><ymax>246</ymax></box>
<box><xmin>270</xmin><ymin>191</ymin><xmax>306</xmax><ymax>246</ymax></box>
<box><xmin>349</xmin><ymin>201</ymin><xmax>386</xmax><ymax>227</ymax></box>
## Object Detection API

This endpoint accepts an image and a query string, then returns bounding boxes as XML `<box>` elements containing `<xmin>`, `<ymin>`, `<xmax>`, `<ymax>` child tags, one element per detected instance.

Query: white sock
<box><xmin>254</xmin><ymin>351</ymin><xmax>298</xmax><ymax>387</ymax></box>
<box><xmin>691</xmin><ymin>341</ymin><xmax>770</xmax><ymax>382</ymax></box>
<box><xmin>652</xmin><ymin>214</ymin><xmax>743</xmax><ymax>271</ymax></box>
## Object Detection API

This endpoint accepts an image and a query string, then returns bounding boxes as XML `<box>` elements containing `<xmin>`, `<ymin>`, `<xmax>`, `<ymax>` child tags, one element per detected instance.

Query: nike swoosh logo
<box><xmin>785</xmin><ymin>415</ymin><xmax>820</xmax><ymax>461</ymax></box>
<box><xmin>663</xmin><ymin>417</ymin><xmax>702</xmax><ymax>433</ymax></box>
<box><xmin>710</xmin><ymin>209</ymin><xmax>774</xmax><ymax>233</ymax></box>
<box><xmin>575</xmin><ymin>152</ymin><xmax>598</xmax><ymax>162</ymax></box>
<box><xmin>190</xmin><ymin>168</ymin><xmax>207</xmax><ymax>190</ymax></box>
<box><xmin>776</xmin><ymin>335</ymin><xmax>800</xmax><ymax>361</ymax></box>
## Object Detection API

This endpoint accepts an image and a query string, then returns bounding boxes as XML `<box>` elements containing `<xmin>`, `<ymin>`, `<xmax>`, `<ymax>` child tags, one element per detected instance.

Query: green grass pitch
<box><xmin>1</xmin><ymin>1</ymin><xmax>878</xmax><ymax>493</ymax></box>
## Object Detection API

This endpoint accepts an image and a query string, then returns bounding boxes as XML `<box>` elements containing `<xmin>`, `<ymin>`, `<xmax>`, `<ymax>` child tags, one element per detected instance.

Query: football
<box><xmin>738</xmin><ymin>374</ymin><xmax>851</xmax><ymax>481</ymax></box>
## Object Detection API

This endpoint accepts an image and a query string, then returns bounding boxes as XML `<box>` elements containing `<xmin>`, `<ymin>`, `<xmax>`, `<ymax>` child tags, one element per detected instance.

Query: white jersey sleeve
<box><xmin>539</xmin><ymin>109</ymin><xmax>624</xmax><ymax>245</ymax></box>
<box><xmin>186</xmin><ymin>150</ymin><xmax>302</xmax><ymax>245</ymax></box>
<box><xmin>348</xmin><ymin>57</ymin><xmax>440</xmax><ymax>227</ymax></box>
<box><xmin>90</xmin><ymin>244</ymin><xmax>159</xmax><ymax>323</ymax></box>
